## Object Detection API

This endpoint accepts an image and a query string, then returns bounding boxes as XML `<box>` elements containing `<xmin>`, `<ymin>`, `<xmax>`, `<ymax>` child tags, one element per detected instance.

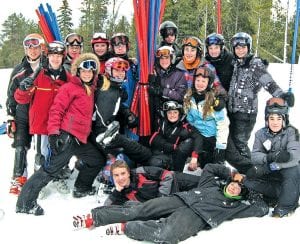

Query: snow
<box><xmin>0</xmin><ymin>64</ymin><xmax>299</xmax><ymax>243</ymax></box>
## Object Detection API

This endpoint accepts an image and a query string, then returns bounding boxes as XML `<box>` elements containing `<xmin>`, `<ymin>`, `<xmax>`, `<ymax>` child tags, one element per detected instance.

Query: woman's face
<box><xmin>268</xmin><ymin>114</ymin><xmax>283</xmax><ymax>132</ymax></box>
<box><xmin>208</xmin><ymin>45</ymin><xmax>221</xmax><ymax>58</ymax></box>
<box><xmin>159</xmin><ymin>56</ymin><xmax>171</xmax><ymax>70</ymax></box>
<box><xmin>112</xmin><ymin>69</ymin><xmax>126</xmax><ymax>80</ymax></box>
<box><xmin>234</xmin><ymin>45</ymin><xmax>248</xmax><ymax>58</ymax></box>
<box><xmin>79</xmin><ymin>69</ymin><xmax>94</xmax><ymax>83</ymax></box>
<box><xmin>194</xmin><ymin>75</ymin><xmax>209</xmax><ymax>92</ymax></box>
<box><xmin>167</xmin><ymin>110</ymin><xmax>180</xmax><ymax>123</ymax></box>
<box><xmin>93</xmin><ymin>43</ymin><xmax>108</xmax><ymax>56</ymax></box>
<box><xmin>183</xmin><ymin>46</ymin><xmax>197</xmax><ymax>62</ymax></box>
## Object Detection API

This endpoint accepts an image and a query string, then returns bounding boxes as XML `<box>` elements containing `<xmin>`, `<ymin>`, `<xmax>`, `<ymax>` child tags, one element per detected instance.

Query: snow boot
<box><xmin>105</xmin><ymin>223</ymin><xmax>125</xmax><ymax>235</ymax></box>
<box><xmin>9</xmin><ymin>176</ymin><xmax>27</xmax><ymax>195</ymax></box>
<box><xmin>16</xmin><ymin>201</ymin><xmax>44</xmax><ymax>216</ymax></box>
<box><xmin>73</xmin><ymin>213</ymin><xmax>94</xmax><ymax>229</ymax></box>
<box><xmin>72</xmin><ymin>186</ymin><xmax>96</xmax><ymax>198</ymax></box>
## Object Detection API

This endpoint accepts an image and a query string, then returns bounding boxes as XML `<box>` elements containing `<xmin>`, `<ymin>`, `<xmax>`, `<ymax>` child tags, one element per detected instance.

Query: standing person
<box><xmin>72</xmin><ymin>163</ymin><xmax>268</xmax><ymax>244</ymax></box>
<box><xmin>184</xmin><ymin>66</ymin><xmax>230</xmax><ymax>170</ymax></box>
<box><xmin>14</xmin><ymin>41</ymin><xmax>72</xmax><ymax>194</ymax></box>
<box><xmin>148</xmin><ymin>45</ymin><xmax>186</xmax><ymax>131</ymax></box>
<box><xmin>98</xmin><ymin>159</ymin><xmax>200</xmax><ymax>206</ymax></box>
<box><xmin>205</xmin><ymin>33</ymin><xmax>234</xmax><ymax>92</ymax></box>
<box><xmin>16</xmin><ymin>53</ymin><xmax>106</xmax><ymax>215</ymax></box>
<box><xmin>227</xmin><ymin>32</ymin><xmax>294</xmax><ymax>160</ymax></box>
<box><xmin>158</xmin><ymin>20</ymin><xmax>182</xmax><ymax>62</ymax></box>
<box><xmin>90</xmin><ymin>32</ymin><xmax>112</xmax><ymax>75</ymax></box>
<box><xmin>148</xmin><ymin>100</ymin><xmax>202</xmax><ymax>172</ymax></box>
<box><xmin>63</xmin><ymin>32</ymin><xmax>83</xmax><ymax>72</ymax></box>
<box><xmin>6</xmin><ymin>33</ymin><xmax>47</xmax><ymax>195</ymax></box>
<box><xmin>245</xmin><ymin>97</ymin><xmax>300</xmax><ymax>217</ymax></box>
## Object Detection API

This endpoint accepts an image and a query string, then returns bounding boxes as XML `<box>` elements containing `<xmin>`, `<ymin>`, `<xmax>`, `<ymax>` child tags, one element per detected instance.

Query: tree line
<box><xmin>0</xmin><ymin>0</ymin><xmax>299</xmax><ymax>68</ymax></box>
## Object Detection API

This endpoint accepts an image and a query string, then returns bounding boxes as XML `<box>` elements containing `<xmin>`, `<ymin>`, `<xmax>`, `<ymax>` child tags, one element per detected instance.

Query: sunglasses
<box><xmin>194</xmin><ymin>68</ymin><xmax>210</xmax><ymax>78</ymax></box>
<box><xmin>23</xmin><ymin>38</ymin><xmax>42</xmax><ymax>48</ymax></box>
<box><xmin>112</xmin><ymin>60</ymin><xmax>130</xmax><ymax>71</ymax></box>
<box><xmin>66</xmin><ymin>33</ymin><xmax>83</xmax><ymax>45</ymax></box>
<box><xmin>156</xmin><ymin>49</ymin><xmax>171</xmax><ymax>58</ymax></box>
<box><xmin>182</xmin><ymin>37</ymin><xmax>199</xmax><ymax>48</ymax></box>
<box><xmin>93</xmin><ymin>32</ymin><xmax>107</xmax><ymax>40</ymax></box>
<box><xmin>162</xmin><ymin>101</ymin><xmax>182</xmax><ymax>111</ymax></box>
<box><xmin>79</xmin><ymin>60</ymin><xmax>97</xmax><ymax>71</ymax></box>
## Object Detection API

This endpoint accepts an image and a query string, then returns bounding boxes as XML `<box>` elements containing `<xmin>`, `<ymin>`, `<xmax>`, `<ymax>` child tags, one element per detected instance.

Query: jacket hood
<box><xmin>71</xmin><ymin>52</ymin><xmax>100</xmax><ymax>76</ymax></box>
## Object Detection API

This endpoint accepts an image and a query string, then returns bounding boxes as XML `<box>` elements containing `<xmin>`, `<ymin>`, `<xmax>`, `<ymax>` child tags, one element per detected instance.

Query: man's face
<box><xmin>226</xmin><ymin>182</ymin><xmax>242</xmax><ymax>196</ymax></box>
<box><xmin>67</xmin><ymin>45</ymin><xmax>81</xmax><ymax>59</ymax></box>
<box><xmin>112</xmin><ymin>167</ymin><xmax>130</xmax><ymax>188</ymax></box>
<box><xmin>208</xmin><ymin>45</ymin><xmax>221</xmax><ymax>58</ymax></box>
<box><xmin>26</xmin><ymin>46</ymin><xmax>42</xmax><ymax>61</ymax></box>
<box><xmin>268</xmin><ymin>114</ymin><xmax>283</xmax><ymax>132</ymax></box>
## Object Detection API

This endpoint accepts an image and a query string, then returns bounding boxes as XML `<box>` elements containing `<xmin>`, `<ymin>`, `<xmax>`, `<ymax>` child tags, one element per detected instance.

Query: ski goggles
<box><xmin>162</xmin><ymin>101</ymin><xmax>182</xmax><ymax>111</ymax></box>
<box><xmin>182</xmin><ymin>37</ymin><xmax>200</xmax><ymax>48</ymax></box>
<box><xmin>161</xmin><ymin>28</ymin><xmax>176</xmax><ymax>38</ymax></box>
<box><xmin>111</xmin><ymin>36</ymin><xmax>129</xmax><ymax>46</ymax></box>
<box><xmin>156</xmin><ymin>49</ymin><xmax>171</xmax><ymax>58</ymax></box>
<box><xmin>194</xmin><ymin>67</ymin><xmax>211</xmax><ymax>78</ymax></box>
<box><xmin>231</xmin><ymin>38</ymin><xmax>248</xmax><ymax>47</ymax></box>
<box><xmin>112</xmin><ymin>60</ymin><xmax>130</xmax><ymax>71</ymax></box>
<box><xmin>48</xmin><ymin>42</ymin><xmax>65</xmax><ymax>53</ymax></box>
<box><xmin>266</xmin><ymin>98</ymin><xmax>288</xmax><ymax>115</ymax></box>
<box><xmin>23</xmin><ymin>38</ymin><xmax>42</xmax><ymax>48</ymax></box>
<box><xmin>93</xmin><ymin>32</ymin><xmax>107</xmax><ymax>40</ymax></box>
<box><xmin>65</xmin><ymin>33</ymin><xmax>83</xmax><ymax>46</ymax></box>
<box><xmin>79</xmin><ymin>60</ymin><xmax>97</xmax><ymax>71</ymax></box>
<box><xmin>206</xmin><ymin>36</ymin><xmax>223</xmax><ymax>46</ymax></box>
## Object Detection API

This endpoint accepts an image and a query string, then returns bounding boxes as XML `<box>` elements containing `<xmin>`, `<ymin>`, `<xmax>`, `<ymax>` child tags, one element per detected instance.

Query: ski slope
<box><xmin>0</xmin><ymin>64</ymin><xmax>299</xmax><ymax>243</ymax></box>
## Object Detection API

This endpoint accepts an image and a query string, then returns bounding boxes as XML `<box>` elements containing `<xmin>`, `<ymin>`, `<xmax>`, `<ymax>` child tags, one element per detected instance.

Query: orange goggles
<box><xmin>112</xmin><ymin>60</ymin><xmax>130</xmax><ymax>71</ymax></box>
<box><xmin>182</xmin><ymin>37</ymin><xmax>199</xmax><ymax>47</ymax></box>
<box><xmin>156</xmin><ymin>49</ymin><xmax>171</xmax><ymax>58</ymax></box>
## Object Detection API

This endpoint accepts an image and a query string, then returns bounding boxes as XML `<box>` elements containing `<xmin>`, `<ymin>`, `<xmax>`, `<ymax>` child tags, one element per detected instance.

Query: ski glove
<box><xmin>49</xmin><ymin>132</ymin><xmax>72</xmax><ymax>155</ymax></box>
<box><xmin>213</xmin><ymin>149</ymin><xmax>226</xmax><ymax>164</ymax></box>
<box><xmin>6</xmin><ymin>119</ymin><xmax>16</xmax><ymax>138</ymax></box>
<box><xmin>281</xmin><ymin>92</ymin><xmax>295</xmax><ymax>107</ymax></box>
<box><xmin>19</xmin><ymin>77</ymin><xmax>34</xmax><ymax>91</ymax></box>
<box><xmin>246</xmin><ymin>164</ymin><xmax>271</xmax><ymax>178</ymax></box>
<box><xmin>149</xmin><ymin>84</ymin><xmax>162</xmax><ymax>96</ymax></box>
<box><xmin>213</xmin><ymin>96</ymin><xmax>226</xmax><ymax>111</ymax></box>
<box><xmin>267</xmin><ymin>150</ymin><xmax>290</xmax><ymax>163</ymax></box>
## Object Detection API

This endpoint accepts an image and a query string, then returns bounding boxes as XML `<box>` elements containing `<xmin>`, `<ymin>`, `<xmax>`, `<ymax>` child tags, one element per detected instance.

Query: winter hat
<box><xmin>223</xmin><ymin>181</ymin><xmax>248</xmax><ymax>200</ymax></box>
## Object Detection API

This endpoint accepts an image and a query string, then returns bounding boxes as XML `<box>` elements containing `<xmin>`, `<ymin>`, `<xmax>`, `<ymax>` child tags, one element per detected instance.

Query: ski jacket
<box><xmin>47</xmin><ymin>76</ymin><xmax>95</xmax><ymax>143</ymax></box>
<box><xmin>14</xmin><ymin>68</ymin><xmax>71</xmax><ymax>135</ymax></box>
<box><xmin>251</xmin><ymin>125</ymin><xmax>300</xmax><ymax>169</ymax></box>
<box><xmin>175</xmin><ymin>164</ymin><xmax>269</xmax><ymax>228</ymax></box>
<box><xmin>205</xmin><ymin>48</ymin><xmax>234</xmax><ymax>92</ymax></box>
<box><xmin>149</xmin><ymin>118</ymin><xmax>202</xmax><ymax>158</ymax></box>
<box><xmin>228</xmin><ymin>55</ymin><xmax>284</xmax><ymax>114</ymax></box>
<box><xmin>186</xmin><ymin>96</ymin><xmax>229</xmax><ymax>149</ymax></box>
<box><xmin>105</xmin><ymin>166</ymin><xmax>177</xmax><ymax>205</ymax></box>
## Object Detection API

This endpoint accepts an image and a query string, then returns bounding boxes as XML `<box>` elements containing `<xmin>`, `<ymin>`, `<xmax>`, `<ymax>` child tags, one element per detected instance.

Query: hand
<box><xmin>19</xmin><ymin>77</ymin><xmax>34</xmax><ymax>91</ymax></box>
<box><xmin>149</xmin><ymin>84</ymin><xmax>162</xmax><ymax>96</ymax></box>
<box><xmin>232</xmin><ymin>172</ymin><xmax>244</xmax><ymax>183</ymax></box>
<box><xmin>213</xmin><ymin>96</ymin><xmax>226</xmax><ymax>111</ymax></box>
<box><xmin>246</xmin><ymin>164</ymin><xmax>270</xmax><ymax>178</ymax></box>
<box><xmin>6</xmin><ymin>119</ymin><xmax>16</xmax><ymax>138</ymax></box>
<box><xmin>187</xmin><ymin>157</ymin><xmax>198</xmax><ymax>171</ymax></box>
<box><xmin>213</xmin><ymin>149</ymin><xmax>226</xmax><ymax>164</ymax></box>
<box><xmin>127</xmin><ymin>113</ymin><xmax>138</xmax><ymax>128</ymax></box>
<box><xmin>48</xmin><ymin>134</ymin><xmax>59</xmax><ymax>155</ymax></box>
<box><xmin>281</xmin><ymin>92</ymin><xmax>295</xmax><ymax>107</ymax></box>
<box><xmin>267</xmin><ymin>150</ymin><xmax>290</xmax><ymax>163</ymax></box>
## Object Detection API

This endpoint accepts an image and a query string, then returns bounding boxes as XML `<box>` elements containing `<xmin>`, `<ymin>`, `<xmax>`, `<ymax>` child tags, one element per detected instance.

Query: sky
<box><xmin>0</xmin><ymin>63</ymin><xmax>299</xmax><ymax>243</ymax></box>
<box><xmin>0</xmin><ymin>0</ymin><xmax>133</xmax><ymax>33</ymax></box>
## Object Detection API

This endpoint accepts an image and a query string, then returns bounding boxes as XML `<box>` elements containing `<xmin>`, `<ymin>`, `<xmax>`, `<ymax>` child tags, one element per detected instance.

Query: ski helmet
<box><xmin>156</xmin><ymin>46</ymin><xmax>176</xmax><ymax>65</ymax></box>
<box><xmin>182</xmin><ymin>36</ymin><xmax>203</xmax><ymax>57</ymax></box>
<box><xmin>265</xmin><ymin>97</ymin><xmax>289</xmax><ymax>127</ymax></box>
<box><xmin>230</xmin><ymin>32</ymin><xmax>252</xmax><ymax>55</ymax></box>
<box><xmin>159</xmin><ymin>21</ymin><xmax>178</xmax><ymax>39</ymax></box>
<box><xmin>205</xmin><ymin>33</ymin><xmax>225</xmax><ymax>49</ymax></box>
<box><xmin>47</xmin><ymin>41</ymin><xmax>66</xmax><ymax>56</ymax></box>
<box><xmin>193</xmin><ymin>66</ymin><xmax>215</xmax><ymax>90</ymax></box>
<box><xmin>105</xmin><ymin>57</ymin><xmax>130</xmax><ymax>83</ymax></box>
<box><xmin>23</xmin><ymin>33</ymin><xmax>46</xmax><ymax>52</ymax></box>
<box><xmin>110</xmin><ymin>33</ymin><xmax>130</xmax><ymax>53</ymax></box>
<box><xmin>65</xmin><ymin>33</ymin><xmax>84</xmax><ymax>47</ymax></box>
<box><xmin>91</xmin><ymin>32</ymin><xmax>110</xmax><ymax>47</ymax></box>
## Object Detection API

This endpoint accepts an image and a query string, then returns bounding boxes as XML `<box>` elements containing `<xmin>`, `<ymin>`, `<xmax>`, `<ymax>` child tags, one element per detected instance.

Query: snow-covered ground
<box><xmin>0</xmin><ymin>64</ymin><xmax>299</xmax><ymax>243</ymax></box>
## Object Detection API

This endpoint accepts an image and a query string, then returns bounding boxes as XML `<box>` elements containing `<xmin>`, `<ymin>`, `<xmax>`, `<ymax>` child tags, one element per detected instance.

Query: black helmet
<box><xmin>159</xmin><ymin>21</ymin><xmax>178</xmax><ymax>39</ymax></box>
<box><xmin>265</xmin><ymin>97</ymin><xmax>289</xmax><ymax>127</ymax></box>
<box><xmin>194</xmin><ymin>66</ymin><xmax>215</xmax><ymax>90</ymax></box>
<box><xmin>230</xmin><ymin>32</ymin><xmax>252</xmax><ymax>56</ymax></box>
<box><xmin>182</xmin><ymin>36</ymin><xmax>203</xmax><ymax>57</ymax></box>
<box><xmin>205</xmin><ymin>33</ymin><xmax>225</xmax><ymax>49</ymax></box>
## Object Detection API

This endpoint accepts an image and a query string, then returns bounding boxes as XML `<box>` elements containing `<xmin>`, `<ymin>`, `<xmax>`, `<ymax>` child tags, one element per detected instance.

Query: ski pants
<box><xmin>17</xmin><ymin>136</ymin><xmax>106</xmax><ymax>210</ymax></box>
<box><xmin>92</xmin><ymin>195</ymin><xmax>207</xmax><ymax>244</ymax></box>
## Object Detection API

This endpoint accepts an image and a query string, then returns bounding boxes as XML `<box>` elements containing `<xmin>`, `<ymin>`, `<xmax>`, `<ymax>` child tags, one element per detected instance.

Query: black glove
<box><xmin>49</xmin><ymin>132</ymin><xmax>72</xmax><ymax>155</ymax></box>
<box><xmin>246</xmin><ymin>164</ymin><xmax>271</xmax><ymax>178</ymax></box>
<box><xmin>6</xmin><ymin>119</ymin><xmax>16</xmax><ymax>138</ymax></box>
<box><xmin>213</xmin><ymin>96</ymin><xmax>226</xmax><ymax>111</ymax></box>
<box><xmin>148</xmin><ymin>74</ymin><xmax>156</xmax><ymax>84</ymax></box>
<box><xmin>267</xmin><ymin>150</ymin><xmax>290</xmax><ymax>163</ymax></box>
<box><xmin>127</xmin><ymin>112</ymin><xmax>138</xmax><ymax>128</ymax></box>
<box><xmin>19</xmin><ymin>77</ymin><xmax>34</xmax><ymax>91</ymax></box>
<box><xmin>281</xmin><ymin>92</ymin><xmax>295</xmax><ymax>107</ymax></box>
<box><xmin>149</xmin><ymin>84</ymin><xmax>162</xmax><ymax>96</ymax></box>
<box><xmin>49</xmin><ymin>134</ymin><xmax>59</xmax><ymax>155</ymax></box>
<box><xmin>213</xmin><ymin>149</ymin><xmax>226</xmax><ymax>164</ymax></box>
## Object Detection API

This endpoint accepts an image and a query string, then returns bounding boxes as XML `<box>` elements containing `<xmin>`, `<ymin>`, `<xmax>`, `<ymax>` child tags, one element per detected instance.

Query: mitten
<box><xmin>274</xmin><ymin>150</ymin><xmax>290</xmax><ymax>163</ymax></box>
<box><xmin>213</xmin><ymin>96</ymin><xmax>226</xmax><ymax>111</ymax></box>
<box><xmin>19</xmin><ymin>77</ymin><xmax>34</xmax><ymax>91</ymax></box>
<box><xmin>246</xmin><ymin>164</ymin><xmax>270</xmax><ymax>178</ymax></box>
<box><xmin>281</xmin><ymin>92</ymin><xmax>295</xmax><ymax>107</ymax></box>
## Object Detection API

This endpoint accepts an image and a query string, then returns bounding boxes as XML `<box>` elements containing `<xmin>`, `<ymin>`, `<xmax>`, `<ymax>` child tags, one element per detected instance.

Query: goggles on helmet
<box><xmin>23</xmin><ymin>38</ymin><xmax>42</xmax><ymax>48</ymax></box>
<box><xmin>79</xmin><ymin>60</ymin><xmax>97</xmax><ymax>71</ymax></box>
<box><xmin>48</xmin><ymin>42</ymin><xmax>65</xmax><ymax>54</ymax></box>
<box><xmin>111</xmin><ymin>36</ymin><xmax>129</xmax><ymax>46</ymax></box>
<box><xmin>231</xmin><ymin>38</ymin><xmax>248</xmax><ymax>47</ymax></box>
<box><xmin>112</xmin><ymin>60</ymin><xmax>130</xmax><ymax>71</ymax></box>
<box><xmin>182</xmin><ymin>37</ymin><xmax>199</xmax><ymax>48</ymax></box>
<box><xmin>93</xmin><ymin>32</ymin><xmax>107</xmax><ymax>40</ymax></box>
<box><xmin>66</xmin><ymin>33</ymin><xmax>83</xmax><ymax>46</ymax></box>
<box><xmin>265</xmin><ymin>97</ymin><xmax>288</xmax><ymax>115</ymax></box>
<box><xmin>206</xmin><ymin>36</ymin><xmax>223</xmax><ymax>46</ymax></box>
<box><xmin>156</xmin><ymin>49</ymin><xmax>172</xmax><ymax>58</ymax></box>
<box><xmin>194</xmin><ymin>67</ymin><xmax>211</xmax><ymax>79</ymax></box>
<box><xmin>162</xmin><ymin>101</ymin><xmax>182</xmax><ymax>111</ymax></box>
<box><xmin>161</xmin><ymin>28</ymin><xmax>176</xmax><ymax>38</ymax></box>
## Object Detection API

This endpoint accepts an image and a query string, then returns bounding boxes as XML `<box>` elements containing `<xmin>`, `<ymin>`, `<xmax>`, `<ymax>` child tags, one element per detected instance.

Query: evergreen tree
<box><xmin>57</xmin><ymin>0</ymin><xmax>73</xmax><ymax>40</ymax></box>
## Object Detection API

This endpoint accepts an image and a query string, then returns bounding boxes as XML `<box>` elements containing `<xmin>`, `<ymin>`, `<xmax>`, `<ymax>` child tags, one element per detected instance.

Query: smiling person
<box><xmin>63</xmin><ymin>33</ymin><xmax>84</xmax><ymax>72</ymax></box>
<box><xmin>184</xmin><ymin>67</ymin><xmax>229</xmax><ymax>170</ymax></box>
<box><xmin>245</xmin><ymin>97</ymin><xmax>300</xmax><ymax>217</ymax></box>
